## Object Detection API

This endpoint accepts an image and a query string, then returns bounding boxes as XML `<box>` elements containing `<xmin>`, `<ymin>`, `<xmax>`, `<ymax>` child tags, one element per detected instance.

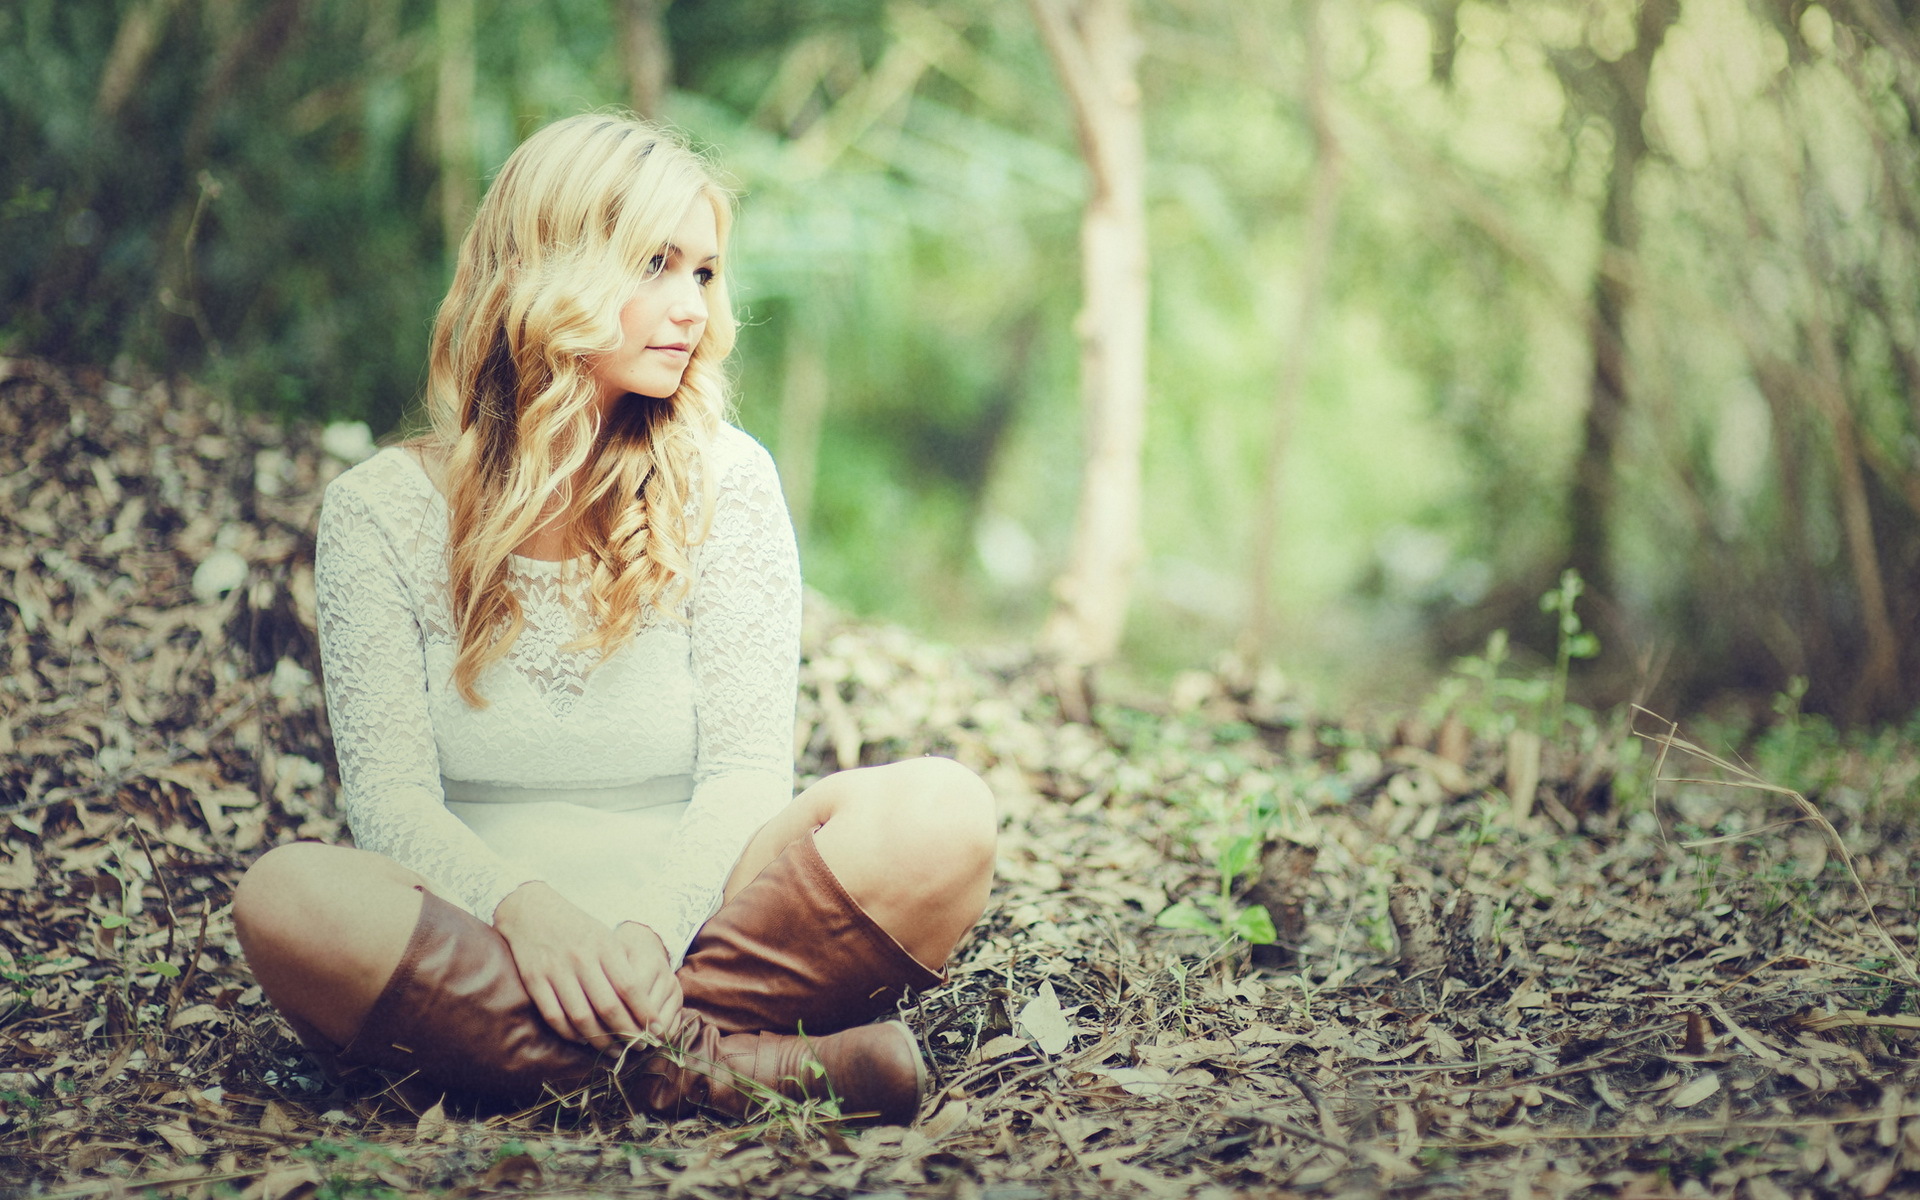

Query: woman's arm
<box><xmin>315</xmin><ymin>476</ymin><xmax>546</xmax><ymax>920</ymax></box>
<box><xmin>628</xmin><ymin>432</ymin><xmax>802</xmax><ymax>965</ymax></box>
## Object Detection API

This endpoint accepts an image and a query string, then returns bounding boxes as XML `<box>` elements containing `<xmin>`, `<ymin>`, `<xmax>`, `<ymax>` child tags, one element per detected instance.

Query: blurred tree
<box><xmin>5</xmin><ymin>0</ymin><xmax>1920</xmax><ymax>722</ymax></box>
<box><xmin>1029</xmin><ymin>0</ymin><xmax>1150</xmax><ymax>720</ymax></box>
<box><xmin>1554</xmin><ymin>0</ymin><xmax>1677</xmax><ymax>617</ymax></box>
<box><xmin>1723</xmin><ymin>0</ymin><xmax>1920</xmax><ymax>716</ymax></box>
<box><xmin>618</xmin><ymin>0</ymin><xmax>673</xmax><ymax>119</ymax></box>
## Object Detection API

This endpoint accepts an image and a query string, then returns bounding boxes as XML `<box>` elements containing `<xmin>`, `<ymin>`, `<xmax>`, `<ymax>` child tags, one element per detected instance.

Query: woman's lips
<box><xmin>649</xmin><ymin>344</ymin><xmax>690</xmax><ymax>355</ymax></box>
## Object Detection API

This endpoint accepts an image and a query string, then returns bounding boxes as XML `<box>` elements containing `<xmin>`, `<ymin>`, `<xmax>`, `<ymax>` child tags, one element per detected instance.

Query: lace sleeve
<box><xmin>315</xmin><ymin>478</ymin><xmax>545</xmax><ymax>922</ymax></box>
<box><xmin>625</xmin><ymin>434</ymin><xmax>800</xmax><ymax>964</ymax></box>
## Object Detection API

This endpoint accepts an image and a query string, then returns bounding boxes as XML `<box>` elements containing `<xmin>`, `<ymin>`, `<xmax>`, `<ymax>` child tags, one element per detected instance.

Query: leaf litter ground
<box><xmin>3</xmin><ymin>359</ymin><xmax>1919</xmax><ymax>1199</ymax></box>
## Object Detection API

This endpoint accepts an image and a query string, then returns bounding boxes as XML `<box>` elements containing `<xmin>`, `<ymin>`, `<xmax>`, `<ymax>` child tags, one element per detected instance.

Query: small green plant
<box><xmin>1422</xmin><ymin>629</ymin><xmax>1548</xmax><ymax>740</ymax></box>
<box><xmin>315</xmin><ymin>1179</ymin><xmax>400</xmax><ymax>1200</ymax></box>
<box><xmin>1</xmin><ymin>954</ymin><xmax>51</xmax><ymax>1027</ymax></box>
<box><xmin>1756</xmin><ymin>861</ymin><xmax>1814</xmax><ymax>921</ymax></box>
<box><xmin>1457</xmin><ymin>796</ymin><xmax>1503</xmax><ymax>881</ymax></box>
<box><xmin>1422</xmin><ymin>568</ymin><xmax>1604</xmax><ymax>742</ymax></box>
<box><xmin>0</xmin><ymin>1087</ymin><xmax>49</xmax><ymax>1140</ymax></box>
<box><xmin>1280</xmin><ymin>971</ymin><xmax>1318</xmax><ymax>1023</ymax></box>
<box><xmin>1155</xmin><ymin>831</ymin><xmax>1277</xmax><ymax>946</ymax></box>
<box><xmin>1750</xmin><ymin>676</ymin><xmax>1848</xmax><ymax>798</ymax></box>
<box><xmin>292</xmin><ymin>1139</ymin><xmax>406</xmax><ymax>1200</ymax></box>
<box><xmin>1540</xmin><ymin>569</ymin><xmax>1600</xmax><ymax>734</ymax></box>
<box><xmin>1691</xmin><ymin>849</ymin><xmax>1723</xmax><ymax>911</ymax></box>
<box><xmin>1359</xmin><ymin>844</ymin><xmax>1402</xmax><ymax>953</ymax></box>
<box><xmin>0</xmin><ymin>1089</ymin><xmax>44</xmax><ymax>1114</ymax></box>
<box><xmin>620</xmin><ymin>1142</ymin><xmax>681</xmax><ymax>1168</ymax></box>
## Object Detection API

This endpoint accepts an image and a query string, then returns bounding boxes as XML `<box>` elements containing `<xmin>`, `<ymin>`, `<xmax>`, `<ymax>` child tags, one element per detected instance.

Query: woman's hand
<box><xmin>613</xmin><ymin>921</ymin><xmax>683</xmax><ymax>1034</ymax></box>
<box><xmin>492</xmin><ymin>882</ymin><xmax>682</xmax><ymax>1049</ymax></box>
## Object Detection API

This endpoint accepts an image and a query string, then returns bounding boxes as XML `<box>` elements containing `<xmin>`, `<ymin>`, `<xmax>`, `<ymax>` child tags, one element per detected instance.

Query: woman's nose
<box><xmin>670</xmin><ymin>280</ymin><xmax>706</xmax><ymax>325</ymax></box>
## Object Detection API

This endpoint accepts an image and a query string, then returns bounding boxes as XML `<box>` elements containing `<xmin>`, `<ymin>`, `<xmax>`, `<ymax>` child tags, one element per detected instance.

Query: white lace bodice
<box><xmin>313</xmin><ymin>426</ymin><xmax>801</xmax><ymax>964</ymax></box>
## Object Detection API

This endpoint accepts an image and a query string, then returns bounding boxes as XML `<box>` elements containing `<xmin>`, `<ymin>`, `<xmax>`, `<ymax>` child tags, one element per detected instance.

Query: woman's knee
<box><xmin>233</xmin><ymin>842</ymin><xmax>423</xmax><ymax>956</ymax></box>
<box><xmin>233</xmin><ymin>842</ymin><xmax>333</xmax><ymax>949</ymax></box>
<box><xmin>873</xmin><ymin>758</ymin><xmax>998</xmax><ymax>884</ymax></box>
<box><xmin>920</xmin><ymin>758</ymin><xmax>997</xmax><ymax>866</ymax></box>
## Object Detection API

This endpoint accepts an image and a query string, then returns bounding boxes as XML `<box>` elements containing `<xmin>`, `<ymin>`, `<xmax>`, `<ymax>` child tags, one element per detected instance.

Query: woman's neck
<box><xmin>517</xmin><ymin>472</ymin><xmax>585</xmax><ymax>561</ymax></box>
<box><xmin>514</xmin><ymin>522</ymin><xmax>576</xmax><ymax>562</ymax></box>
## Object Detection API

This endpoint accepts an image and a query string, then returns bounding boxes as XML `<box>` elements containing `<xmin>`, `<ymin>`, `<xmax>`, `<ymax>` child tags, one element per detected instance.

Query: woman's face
<box><xmin>590</xmin><ymin>198</ymin><xmax>719</xmax><ymax>407</ymax></box>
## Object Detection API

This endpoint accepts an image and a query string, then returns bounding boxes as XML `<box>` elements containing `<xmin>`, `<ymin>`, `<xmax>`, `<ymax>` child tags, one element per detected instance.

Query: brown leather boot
<box><xmin>677</xmin><ymin>831</ymin><xmax>945</xmax><ymax>1037</ymax></box>
<box><xmin>624</xmin><ymin>1012</ymin><xmax>927</xmax><ymax>1125</ymax></box>
<box><xmin>311</xmin><ymin>890</ymin><xmax>598</xmax><ymax>1109</ymax></box>
<box><xmin>291</xmin><ymin>889</ymin><xmax>926</xmax><ymax>1122</ymax></box>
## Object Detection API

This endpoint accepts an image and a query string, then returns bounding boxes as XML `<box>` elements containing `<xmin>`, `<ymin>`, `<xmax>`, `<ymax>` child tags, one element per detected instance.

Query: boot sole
<box><xmin>881</xmin><ymin>1019</ymin><xmax>928</xmax><ymax>1122</ymax></box>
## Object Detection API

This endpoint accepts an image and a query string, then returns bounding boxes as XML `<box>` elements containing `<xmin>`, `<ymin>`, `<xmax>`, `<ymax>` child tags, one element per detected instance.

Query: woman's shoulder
<box><xmin>324</xmin><ymin>444</ymin><xmax>442</xmax><ymax>509</ymax></box>
<box><xmin>319</xmin><ymin>445</ymin><xmax>443</xmax><ymax>558</ymax></box>
<box><xmin>702</xmin><ymin>423</ymin><xmax>778</xmax><ymax>490</ymax></box>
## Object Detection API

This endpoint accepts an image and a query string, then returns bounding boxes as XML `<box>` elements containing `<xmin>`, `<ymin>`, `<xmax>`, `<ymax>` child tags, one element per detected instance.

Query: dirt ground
<box><xmin>3</xmin><ymin>358</ymin><xmax>1918</xmax><ymax>1199</ymax></box>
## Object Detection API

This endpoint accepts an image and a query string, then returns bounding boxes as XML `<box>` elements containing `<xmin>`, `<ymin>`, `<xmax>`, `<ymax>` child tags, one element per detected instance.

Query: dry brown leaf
<box><xmin>1743</xmin><ymin>1175</ymin><xmax>1793</xmax><ymax>1200</ymax></box>
<box><xmin>968</xmin><ymin>1034</ymin><xmax>1028</xmax><ymax>1064</ymax></box>
<box><xmin>168</xmin><ymin>1003</ymin><xmax>224</xmax><ymax>1030</ymax></box>
<box><xmin>151</xmin><ymin>1121</ymin><xmax>209</xmax><ymax>1156</ymax></box>
<box><xmin>1791</xmin><ymin>1009</ymin><xmax>1920</xmax><ymax>1033</ymax></box>
<box><xmin>415</xmin><ymin>1100</ymin><xmax>449</xmax><ymax>1142</ymax></box>
<box><xmin>921</xmin><ymin>1099</ymin><xmax>969</xmax><ymax>1141</ymax></box>
<box><xmin>1668</xmin><ymin>1073</ymin><xmax>1721</xmax><ymax>1109</ymax></box>
<box><xmin>0</xmin><ymin>843</ymin><xmax>36</xmax><ymax>890</ymax></box>
<box><xmin>1853</xmin><ymin>1155</ymin><xmax>1898</xmax><ymax>1197</ymax></box>
<box><xmin>248</xmin><ymin>1163</ymin><xmax>322</xmax><ymax>1200</ymax></box>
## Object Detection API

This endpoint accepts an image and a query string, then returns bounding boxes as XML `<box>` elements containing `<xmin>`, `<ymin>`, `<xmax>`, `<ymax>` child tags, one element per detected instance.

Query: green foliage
<box><xmin>4</xmin><ymin>1</ymin><xmax>1920</xmax><ymax>709</ymax></box>
<box><xmin>1423</xmin><ymin>568</ymin><xmax>1607</xmax><ymax>743</ymax></box>
<box><xmin>1423</xmin><ymin>629</ymin><xmax>1544</xmax><ymax>740</ymax></box>
<box><xmin>1747</xmin><ymin>677</ymin><xmax>1844</xmax><ymax>794</ymax></box>
<box><xmin>296</xmin><ymin>1139</ymin><xmax>406</xmax><ymax>1200</ymax></box>
<box><xmin>620</xmin><ymin>1142</ymin><xmax>682</xmax><ymax>1167</ymax></box>
<box><xmin>1166</xmin><ymin>959</ymin><xmax>1192</xmax><ymax>1034</ymax></box>
<box><xmin>1540</xmin><ymin>568</ymin><xmax>1599</xmax><ymax>734</ymax></box>
<box><xmin>1156</xmin><ymin>806</ymin><xmax>1281</xmax><ymax>948</ymax></box>
<box><xmin>1155</xmin><ymin>893</ymin><xmax>1279</xmax><ymax>947</ymax></box>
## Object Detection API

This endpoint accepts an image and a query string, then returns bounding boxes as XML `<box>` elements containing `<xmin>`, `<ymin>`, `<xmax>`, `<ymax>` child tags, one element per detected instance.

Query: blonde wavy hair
<box><xmin>416</xmin><ymin>112</ymin><xmax>736</xmax><ymax>707</ymax></box>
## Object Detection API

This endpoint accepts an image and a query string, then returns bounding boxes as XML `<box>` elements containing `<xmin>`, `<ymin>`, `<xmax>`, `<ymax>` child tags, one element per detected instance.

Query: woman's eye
<box><xmin>695</xmin><ymin>267</ymin><xmax>716</xmax><ymax>287</ymax></box>
<box><xmin>646</xmin><ymin>254</ymin><xmax>666</xmax><ymax>275</ymax></box>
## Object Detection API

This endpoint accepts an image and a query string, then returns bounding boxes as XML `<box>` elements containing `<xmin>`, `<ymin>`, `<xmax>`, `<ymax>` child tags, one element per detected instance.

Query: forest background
<box><xmin>4</xmin><ymin>0</ymin><xmax>1919</xmax><ymax>727</ymax></box>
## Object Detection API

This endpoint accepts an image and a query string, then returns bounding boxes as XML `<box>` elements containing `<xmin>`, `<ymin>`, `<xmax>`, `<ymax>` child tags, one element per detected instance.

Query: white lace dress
<box><xmin>312</xmin><ymin>426</ymin><xmax>801</xmax><ymax>967</ymax></box>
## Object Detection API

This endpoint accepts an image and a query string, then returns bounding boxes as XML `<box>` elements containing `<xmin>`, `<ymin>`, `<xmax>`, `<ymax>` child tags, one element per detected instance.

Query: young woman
<box><xmin>231</xmin><ymin>113</ymin><xmax>996</xmax><ymax>1125</ymax></box>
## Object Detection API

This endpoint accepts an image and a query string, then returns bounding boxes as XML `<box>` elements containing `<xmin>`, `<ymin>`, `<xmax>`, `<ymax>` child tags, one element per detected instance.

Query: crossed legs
<box><xmin>721</xmin><ymin>757</ymin><xmax>996</xmax><ymax>972</ymax></box>
<box><xmin>234</xmin><ymin>758</ymin><xmax>996</xmax><ymax>1066</ymax></box>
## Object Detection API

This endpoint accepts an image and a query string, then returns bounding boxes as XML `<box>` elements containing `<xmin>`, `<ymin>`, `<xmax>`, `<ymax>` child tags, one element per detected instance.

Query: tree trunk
<box><xmin>1807</xmin><ymin>318</ymin><xmax>1901</xmax><ymax>717</ymax></box>
<box><xmin>1029</xmin><ymin>0</ymin><xmax>1150</xmax><ymax>719</ymax></box>
<box><xmin>617</xmin><ymin>0</ymin><xmax>673</xmax><ymax>121</ymax></box>
<box><xmin>1564</xmin><ymin>0</ymin><xmax>1677</xmax><ymax>607</ymax></box>
<box><xmin>1244</xmin><ymin>0</ymin><xmax>1343</xmax><ymax>661</ymax></box>
<box><xmin>1749</xmin><ymin>354</ymin><xmax>1825</xmax><ymax>682</ymax></box>
<box><xmin>776</xmin><ymin>315</ymin><xmax>829</xmax><ymax>543</ymax></box>
<box><xmin>435</xmin><ymin>0</ymin><xmax>477</xmax><ymax>264</ymax></box>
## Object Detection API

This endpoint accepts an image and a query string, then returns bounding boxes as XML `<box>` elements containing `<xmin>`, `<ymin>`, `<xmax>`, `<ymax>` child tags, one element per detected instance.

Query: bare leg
<box><xmin>725</xmin><ymin>758</ymin><xmax>997</xmax><ymax>972</ymax></box>
<box><xmin>232</xmin><ymin>843</ymin><xmax>430</xmax><ymax>1048</ymax></box>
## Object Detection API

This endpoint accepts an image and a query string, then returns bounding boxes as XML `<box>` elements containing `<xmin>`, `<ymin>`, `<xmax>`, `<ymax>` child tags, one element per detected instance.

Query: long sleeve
<box><xmin>625</xmin><ymin>437</ymin><xmax>801</xmax><ymax>964</ymax></box>
<box><xmin>315</xmin><ymin>479</ymin><xmax>546</xmax><ymax>922</ymax></box>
